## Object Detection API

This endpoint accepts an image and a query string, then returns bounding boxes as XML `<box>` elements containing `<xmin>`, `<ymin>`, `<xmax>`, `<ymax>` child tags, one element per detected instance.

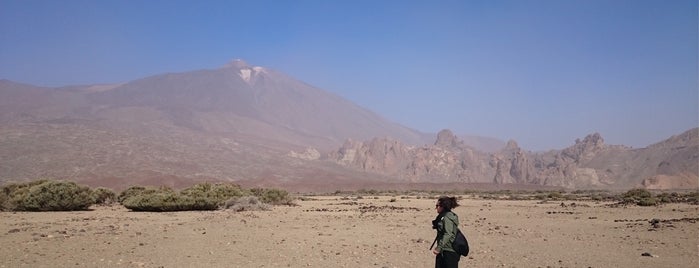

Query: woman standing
<box><xmin>432</xmin><ymin>196</ymin><xmax>460</xmax><ymax>268</ymax></box>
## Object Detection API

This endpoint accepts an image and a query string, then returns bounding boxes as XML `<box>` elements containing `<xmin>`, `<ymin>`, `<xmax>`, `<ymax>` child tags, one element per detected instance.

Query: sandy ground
<box><xmin>1</xmin><ymin>196</ymin><xmax>697</xmax><ymax>268</ymax></box>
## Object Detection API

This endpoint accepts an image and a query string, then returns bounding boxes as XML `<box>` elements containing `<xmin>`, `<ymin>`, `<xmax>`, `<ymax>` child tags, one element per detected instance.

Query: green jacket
<box><xmin>435</xmin><ymin>211</ymin><xmax>459</xmax><ymax>253</ymax></box>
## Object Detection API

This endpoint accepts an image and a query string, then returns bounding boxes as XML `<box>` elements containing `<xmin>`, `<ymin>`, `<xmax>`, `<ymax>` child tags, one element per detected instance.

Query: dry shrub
<box><xmin>621</xmin><ymin>188</ymin><xmax>654</xmax><ymax>206</ymax></box>
<box><xmin>224</xmin><ymin>196</ymin><xmax>270</xmax><ymax>212</ymax></box>
<box><xmin>636</xmin><ymin>197</ymin><xmax>658</xmax><ymax>206</ymax></box>
<box><xmin>118</xmin><ymin>186</ymin><xmax>173</xmax><ymax>204</ymax></box>
<box><xmin>122</xmin><ymin>191</ymin><xmax>218</xmax><ymax>212</ymax></box>
<box><xmin>1</xmin><ymin>180</ymin><xmax>48</xmax><ymax>211</ymax></box>
<box><xmin>180</xmin><ymin>182</ymin><xmax>250</xmax><ymax>206</ymax></box>
<box><xmin>0</xmin><ymin>190</ymin><xmax>6</xmax><ymax>211</ymax></box>
<box><xmin>92</xmin><ymin>187</ymin><xmax>117</xmax><ymax>205</ymax></box>
<box><xmin>250</xmin><ymin>188</ymin><xmax>295</xmax><ymax>206</ymax></box>
<box><xmin>5</xmin><ymin>180</ymin><xmax>94</xmax><ymax>211</ymax></box>
<box><xmin>685</xmin><ymin>191</ymin><xmax>699</xmax><ymax>204</ymax></box>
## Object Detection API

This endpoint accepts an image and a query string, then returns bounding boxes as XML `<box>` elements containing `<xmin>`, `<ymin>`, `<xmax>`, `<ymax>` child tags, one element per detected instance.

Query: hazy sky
<box><xmin>1</xmin><ymin>0</ymin><xmax>697</xmax><ymax>151</ymax></box>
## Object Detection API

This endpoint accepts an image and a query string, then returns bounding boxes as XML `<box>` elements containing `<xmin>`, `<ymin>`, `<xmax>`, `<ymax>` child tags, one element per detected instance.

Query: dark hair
<box><xmin>437</xmin><ymin>196</ymin><xmax>459</xmax><ymax>211</ymax></box>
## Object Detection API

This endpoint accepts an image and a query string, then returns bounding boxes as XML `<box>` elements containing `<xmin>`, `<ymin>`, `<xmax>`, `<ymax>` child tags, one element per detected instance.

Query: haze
<box><xmin>0</xmin><ymin>0</ymin><xmax>696</xmax><ymax>151</ymax></box>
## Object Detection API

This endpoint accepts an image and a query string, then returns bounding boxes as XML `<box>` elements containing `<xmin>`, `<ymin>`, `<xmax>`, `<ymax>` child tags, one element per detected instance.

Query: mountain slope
<box><xmin>0</xmin><ymin>60</ymin><xmax>431</xmax><ymax>189</ymax></box>
<box><xmin>85</xmin><ymin>60</ymin><xmax>428</xmax><ymax>150</ymax></box>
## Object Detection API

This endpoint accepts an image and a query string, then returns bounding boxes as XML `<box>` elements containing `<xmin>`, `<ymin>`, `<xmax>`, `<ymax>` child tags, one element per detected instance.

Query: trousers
<box><xmin>435</xmin><ymin>250</ymin><xmax>460</xmax><ymax>268</ymax></box>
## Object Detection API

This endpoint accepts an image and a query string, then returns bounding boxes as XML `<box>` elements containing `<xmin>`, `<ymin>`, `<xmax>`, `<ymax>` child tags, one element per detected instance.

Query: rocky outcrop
<box><xmin>288</xmin><ymin>147</ymin><xmax>321</xmax><ymax>160</ymax></box>
<box><xmin>327</xmin><ymin>133</ymin><xmax>493</xmax><ymax>183</ymax></box>
<box><xmin>434</xmin><ymin>129</ymin><xmax>463</xmax><ymax>149</ymax></box>
<box><xmin>327</xmin><ymin>128</ymin><xmax>699</xmax><ymax>189</ymax></box>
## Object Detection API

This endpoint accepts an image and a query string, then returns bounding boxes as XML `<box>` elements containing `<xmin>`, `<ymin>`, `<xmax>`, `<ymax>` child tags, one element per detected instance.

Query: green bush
<box><xmin>0</xmin><ymin>189</ymin><xmax>8</xmax><ymax>211</ymax></box>
<box><xmin>118</xmin><ymin>186</ymin><xmax>147</xmax><ymax>204</ymax></box>
<box><xmin>2</xmin><ymin>180</ymin><xmax>49</xmax><ymax>210</ymax></box>
<box><xmin>118</xmin><ymin>186</ymin><xmax>172</xmax><ymax>204</ymax></box>
<box><xmin>637</xmin><ymin>197</ymin><xmax>658</xmax><ymax>206</ymax></box>
<box><xmin>622</xmin><ymin>188</ymin><xmax>651</xmax><ymax>199</ymax></box>
<box><xmin>92</xmin><ymin>187</ymin><xmax>117</xmax><ymax>205</ymax></box>
<box><xmin>250</xmin><ymin>188</ymin><xmax>295</xmax><ymax>205</ymax></box>
<box><xmin>180</xmin><ymin>182</ymin><xmax>249</xmax><ymax>206</ymax></box>
<box><xmin>621</xmin><ymin>188</ymin><xmax>652</xmax><ymax>205</ymax></box>
<box><xmin>122</xmin><ymin>191</ymin><xmax>218</xmax><ymax>212</ymax></box>
<box><xmin>120</xmin><ymin>183</ymin><xmax>289</xmax><ymax>212</ymax></box>
<box><xmin>10</xmin><ymin>180</ymin><xmax>95</xmax><ymax>211</ymax></box>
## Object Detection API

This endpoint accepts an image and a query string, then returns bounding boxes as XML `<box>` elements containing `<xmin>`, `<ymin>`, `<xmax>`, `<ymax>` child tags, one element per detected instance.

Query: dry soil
<box><xmin>1</xmin><ymin>196</ymin><xmax>697</xmax><ymax>267</ymax></box>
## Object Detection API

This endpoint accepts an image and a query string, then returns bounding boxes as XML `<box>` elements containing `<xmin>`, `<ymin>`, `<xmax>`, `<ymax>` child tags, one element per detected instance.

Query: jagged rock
<box><xmin>435</xmin><ymin>129</ymin><xmax>460</xmax><ymax>148</ymax></box>
<box><xmin>562</xmin><ymin>133</ymin><xmax>605</xmax><ymax>162</ymax></box>
<box><xmin>326</xmin><ymin>128</ymin><xmax>699</xmax><ymax>189</ymax></box>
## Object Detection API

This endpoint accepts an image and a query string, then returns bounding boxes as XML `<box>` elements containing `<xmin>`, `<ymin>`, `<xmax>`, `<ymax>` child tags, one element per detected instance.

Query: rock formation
<box><xmin>328</xmin><ymin>128</ymin><xmax>699</xmax><ymax>189</ymax></box>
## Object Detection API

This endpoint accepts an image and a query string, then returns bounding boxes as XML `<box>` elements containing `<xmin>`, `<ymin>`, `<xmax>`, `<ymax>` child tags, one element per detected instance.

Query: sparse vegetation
<box><xmin>180</xmin><ymin>182</ymin><xmax>250</xmax><ymax>206</ymax></box>
<box><xmin>0</xmin><ymin>190</ymin><xmax>7</xmax><ymax>211</ymax></box>
<box><xmin>250</xmin><ymin>188</ymin><xmax>295</xmax><ymax>206</ymax></box>
<box><xmin>2</xmin><ymin>179</ymin><xmax>697</xmax><ymax>212</ymax></box>
<box><xmin>309</xmin><ymin>188</ymin><xmax>698</xmax><ymax>207</ymax></box>
<box><xmin>636</xmin><ymin>197</ymin><xmax>658</xmax><ymax>206</ymax></box>
<box><xmin>122</xmin><ymin>190</ymin><xmax>219</xmax><ymax>212</ymax></box>
<box><xmin>1</xmin><ymin>180</ymin><xmax>94</xmax><ymax>211</ymax></box>
<box><xmin>224</xmin><ymin>195</ymin><xmax>270</xmax><ymax>211</ymax></box>
<box><xmin>118</xmin><ymin>186</ymin><xmax>157</xmax><ymax>204</ymax></box>
<box><xmin>621</xmin><ymin>188</ymin><xmax>654</xmax><ymax>206</ymax></box>
<box><xmin>1</xmin><ymin>180</ymin><xmax>49</xmax><ymax>211</ymax></box>
<box><xmin>92</xmin><ymin>187</ymin><xmax>117</xmax><ymax>205</ymax></box>
<box><xmin>117</xmin><ymin>183</ymin><xmax>293</xmax><ymax>211</ymax></box>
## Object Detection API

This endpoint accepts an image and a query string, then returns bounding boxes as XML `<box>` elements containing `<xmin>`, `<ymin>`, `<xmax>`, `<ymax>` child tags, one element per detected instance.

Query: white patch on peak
<box><xmin>239</xmin><ymin>68</ymin><xmax>252</xmax><ymax>82</ymax></box>
<box><xmin>239</xmin><ymin>66</ymin><xmax>267</xmax><ymax>84</ymax></box>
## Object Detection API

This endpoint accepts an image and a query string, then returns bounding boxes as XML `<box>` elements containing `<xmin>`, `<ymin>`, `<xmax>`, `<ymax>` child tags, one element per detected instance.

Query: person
<box><xmin>431</xmin><ymin>196</ymin><xmax>460</xmax><ymax>268</ymax></box>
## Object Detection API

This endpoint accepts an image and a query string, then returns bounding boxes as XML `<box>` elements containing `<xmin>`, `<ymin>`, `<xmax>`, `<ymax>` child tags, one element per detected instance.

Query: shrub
<box><xmin>92</xmin><ymin>187</ymin><xmax>117</xmax><ymax>205</ymax></box>
<box><xmin>622</xmin><ymin>188</ymin><xmax>651</xmax><ymax>199</ymax></box>
<box><xmin>180</xmin><ymin>182</ymin><xmax>249</xmax><ymax>206</ymax></box>
<box><xmin>122</xmin><ymin>191</ymin><xmax>218</xmax><ymax>212</ymax></box>
<box><xmin>686</xmin><ymin>191</ymin><xmax>699</xmax><ymax>204</ymax></box>
<box><xmin>547</xmin><ymin>192</ymin><xmax>564</xmax><ymax>200</ymax></box>
<box><xmin>621</xmin><ymin>188</ymin><xmax>652</xmax><ymax>205</ymax></box>
<box><xmin>251</xmin><ymin>188</ymin><xmax>295</xmax><ymax>205</ymax></box>
<box><xmin>637</xmin><ymin>197</ymin><xmax>658</xmax><ymax>206</ymax></box>
<box><xmin>118</xmin><ymin>186</ymin><xmax>147</xmax><ymax>204</ymax></box>
<box><xmin>10</xmin><ymin>180</ymin><xmax>95</xmax><ymax>211</ymax></box>
<box><xmin>118</xmin><ymin>186</ymin><xmax>173</xmax><ymax>204</ymax></box>
<box><xmin>0</xmin><ymin>189</ymin><xmax>8</xmax><ymax>211</ymax></box>
<box><xmin>224</xmin><ymin>196</ymin><xmax>270</xmax><ymax>212</ymax></box>
<box><xmin>1</xmin><ymin>180</ymin><xmax>49</xmax><ymax>210</ymax></box>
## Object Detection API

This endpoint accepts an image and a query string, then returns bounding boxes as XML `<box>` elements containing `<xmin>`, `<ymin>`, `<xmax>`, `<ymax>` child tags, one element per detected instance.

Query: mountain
<box><xmin>1</xmin><ymin>61</ymin><xmax>696</xmax><ymax>191</ymax></box>
<box><xmin>1</xmin><ymin>60</ymin><xmax>434</xmax><ymax>190</ymax></box>
<box><xmin>327</xmin><ymin>129</ymin><xmax>699</xmax><ymax>190</ymax></box>
<box><xmin>81</xmin><ymin>60</ymin><xmax>430</xmax><ymax>150</ymax></box>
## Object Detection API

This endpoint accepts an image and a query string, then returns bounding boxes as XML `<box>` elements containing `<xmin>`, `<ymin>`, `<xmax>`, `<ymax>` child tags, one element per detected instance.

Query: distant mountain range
<box><xmin>1</xmin><ymin>60</ymin><xmax>696</xmax><ymax>191</ymax></box>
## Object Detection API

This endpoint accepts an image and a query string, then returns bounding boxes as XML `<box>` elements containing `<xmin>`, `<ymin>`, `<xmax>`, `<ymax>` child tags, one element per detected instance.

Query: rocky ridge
<box><xmin>327</xmin><ymin>129</ymin><xmax>699</xmax><ymax>190</ymax></box>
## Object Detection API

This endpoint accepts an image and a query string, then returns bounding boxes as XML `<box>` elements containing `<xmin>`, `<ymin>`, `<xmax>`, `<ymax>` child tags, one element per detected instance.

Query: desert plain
<box><xmin>0</xmin><ymin>195</ymin><xmax>697</xmax><ymax>268</ymax></box>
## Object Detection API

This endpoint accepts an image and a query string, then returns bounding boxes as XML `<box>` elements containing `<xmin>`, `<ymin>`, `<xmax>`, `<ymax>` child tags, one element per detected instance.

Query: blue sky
<box><xmin>1</xmin><ymin>0</ymin><xmax>697</xmax><ymax>151</ymax></box>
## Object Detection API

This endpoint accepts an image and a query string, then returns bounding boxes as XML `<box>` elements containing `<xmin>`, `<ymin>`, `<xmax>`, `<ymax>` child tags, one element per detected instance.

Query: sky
<box><xmin>1</xmin><ymin>0</ymin><xmax>697</xmax><ymax>151</ymax></box>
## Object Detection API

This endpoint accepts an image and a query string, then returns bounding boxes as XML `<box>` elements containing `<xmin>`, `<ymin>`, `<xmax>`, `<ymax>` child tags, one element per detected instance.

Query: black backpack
<box><xmin>452</xmin><ymin>228</ymin><xmax>469</xmax><ymax>256</ymax></box>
